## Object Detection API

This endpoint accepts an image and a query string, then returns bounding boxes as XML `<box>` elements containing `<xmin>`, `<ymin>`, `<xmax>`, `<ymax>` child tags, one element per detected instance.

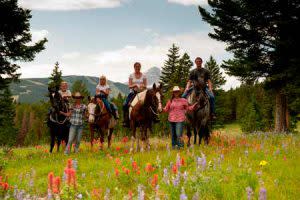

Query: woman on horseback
<box><xmin>122</xmin><ymin>62</ymin><xmax>148</xmax><ymax>127</ymax></box>
<box><xmin>95</xmin><ymin>75</ymin><xmax>119</xmax><ymax>119</ymax></box>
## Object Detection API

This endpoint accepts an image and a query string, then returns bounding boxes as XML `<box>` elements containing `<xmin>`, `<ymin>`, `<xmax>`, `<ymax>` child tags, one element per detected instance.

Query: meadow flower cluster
<box><xmin>0</xmin><ymin>132</ymin><xmax>299</xmax><ymax>199</ymax></box>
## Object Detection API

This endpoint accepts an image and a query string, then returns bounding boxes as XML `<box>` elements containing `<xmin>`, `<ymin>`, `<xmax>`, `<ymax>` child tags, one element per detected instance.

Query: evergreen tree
<box><xmin>48</xmin><ymin>62</ymin><xmax>63</xmax><ymax>89</ymax></box>
<box><xmin>160</xmin><ymin>44</ymin><xmax>180</xmax><ymax>91</ymax></box>
<box><xmin>0</xmin><ymin>0</ymin><xmax>47</xmax><ymax>90</ymax></box>
<box><xmin>199</xmin><ymin>0</ymin><xmax>299</xmax><ymax>132</ymax></box>
<box><xmin>175</xmin><ymin>52</ymin><xmax>193</xmax><ymax>88</ymax></box>
<box><xmin>204</xmin><ymin>56</ymin><xmax>226</xmax><ymax>90</ymax></box>
<box><xmin>0</xmin><ymin>88</ymin><xmax>18</xmax><ymax>146</ymax></box>
<box><xmin>71</xmin><ymin>80</ymin><xmax>90</xmax><ymax>104</ymax></box>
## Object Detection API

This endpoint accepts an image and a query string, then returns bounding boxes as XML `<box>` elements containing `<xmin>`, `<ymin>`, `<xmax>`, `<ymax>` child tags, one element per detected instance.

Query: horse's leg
<box><xmin>205</xmin><ymin>126</ymin><xmax>210</xmax><ymax>145</ymax></box>
<box><xmin>108</xmin><ymin>128</ymin><xmax>113</xmax><ymax>148</ymax></box>
<box><xmin>89</xmin><ymin>124</ymin><xmax>95</xmax><ymax>148</ymax></box>
<box><xmin>50</xmin><ymin>126</ymin><xmax>55</xmax><ymax>153</ymax></box>
<box><xmin>187</xmin><ymin>125</ymin><xmax>191</xmax><ymax>147</ymax></box>
<box><xmin>199</xmin><ymin>127</ymin><xmax>203</xmax><ymax>145</ymax></box>
<box><xmin>99</xmin><ymin>128</ymin><xmax>104</xmax><ymax>150</ymax></box>
<box><xmin>57</xmin><ymin>125</ymin><xmax>63</xmax><ymax>152</ymax></box>
<box><xmin>131</xmin><ymin>122</ymin><xmax>136</xmax><ymax>153</ymax></box>
<box><xmin>193</xmin><ymin>127</ymin><xmax>197</xmax><ymax>145</ymax></box>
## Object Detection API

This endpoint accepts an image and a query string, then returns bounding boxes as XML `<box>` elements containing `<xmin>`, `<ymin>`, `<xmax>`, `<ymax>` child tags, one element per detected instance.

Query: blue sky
<box><xmin>18</xmin><ymin>0</ymin><xmax>239</xmax><ymax>89</ymax></box>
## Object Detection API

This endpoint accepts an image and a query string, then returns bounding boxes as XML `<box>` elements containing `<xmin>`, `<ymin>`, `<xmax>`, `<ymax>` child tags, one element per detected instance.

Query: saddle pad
<box><xmin>129</xmin><ymin>90</ymin><xmax>147</xmax><ymax>119</ymax></box>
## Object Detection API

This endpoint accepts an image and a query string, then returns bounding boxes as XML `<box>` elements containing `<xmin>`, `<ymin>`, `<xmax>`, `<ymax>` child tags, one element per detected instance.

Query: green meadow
<box><xmin>1</xmin><ymin>124</ymin><xmax>300</xmax><ymax>199</ymax></box>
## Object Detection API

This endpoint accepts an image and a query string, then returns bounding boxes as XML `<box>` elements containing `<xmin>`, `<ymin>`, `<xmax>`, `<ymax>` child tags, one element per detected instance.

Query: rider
<box><xmin>59</xmin><ymin>81</ymin><xmax>72</xmax><ymax>100</ymax></box>
<box><xmin>182</xmin><ymin>57</ymin><xmax>216</xmax><ymax>120</ymax></box>
<box><xmin>122</xmin><ymin>62</ymin><xmax>147</xmax><ymax>127</ymax></box>
<box><xmin>95</xmin><ymin>75</ymin><xmax>119</xmax><ymax>120</ymax></box>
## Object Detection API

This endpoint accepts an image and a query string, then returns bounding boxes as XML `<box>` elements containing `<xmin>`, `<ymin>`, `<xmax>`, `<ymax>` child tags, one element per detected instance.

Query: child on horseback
<box><xmin>95</xmin><ymin>75</ymin><xmax>119</xmax><ymax>120</ymax></box>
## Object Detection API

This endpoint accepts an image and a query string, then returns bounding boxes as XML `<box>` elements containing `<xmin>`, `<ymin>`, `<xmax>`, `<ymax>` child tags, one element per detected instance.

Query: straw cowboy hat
<box><xmin>72</xmin><ymin>92</ymin><xmax>84</xmax><ymax>99</ymax></box>
<box><xmin>172</xmin><ymin>86</ymin><xmax>181</xmax><ymax>92</ymax></box>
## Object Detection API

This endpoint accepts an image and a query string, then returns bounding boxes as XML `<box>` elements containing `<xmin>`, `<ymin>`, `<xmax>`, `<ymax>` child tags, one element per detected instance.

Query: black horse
<box><xmin>47</xmin><ymin>87</ymin><xmax>70</xmax><ymax>153</ymax></box>
<box><xmin>186</xmin><ymin>78</ymin><xmax>211</xmax><ymax>145</ymax></box>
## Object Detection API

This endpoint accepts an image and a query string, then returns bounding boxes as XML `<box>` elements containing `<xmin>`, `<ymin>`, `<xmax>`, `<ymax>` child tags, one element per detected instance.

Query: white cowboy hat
<box><xmin>172</xmin><ymin>86</ymin><xmax>181</xmax><ymax>92</ymax></box>
<box><xmin>72</xmin><ymin>92</ymin><xmax>84</xmax><ymax>99</ymax></box>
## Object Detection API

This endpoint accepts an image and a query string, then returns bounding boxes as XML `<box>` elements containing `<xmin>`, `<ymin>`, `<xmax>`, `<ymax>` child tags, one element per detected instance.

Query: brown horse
<box><xmin>186</xmin><ymin>78</ymin><xmax>211</xmax><ymax>145</ymax></box>
<box><xmin>129</xmin><ymin>83</ymin><xmax>163</xmax><ymax>152</ymax></box>
<box><xmin>90</xmin><ymin>97</ymin><xmax>116</xmax><ymax>149</ymax></box>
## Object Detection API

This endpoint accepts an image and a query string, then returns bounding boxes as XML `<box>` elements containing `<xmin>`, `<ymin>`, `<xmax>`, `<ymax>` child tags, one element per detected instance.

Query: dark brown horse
<box><xmin>92</xmin><ymin>97</ymin><xmax>116</xmax><ymax>149</ymax></box>
<box><xmin>186</xmin><ymin>78</ymin><xmax>211</xmax><ymax>145</ymax></box>
<box><xmin>129</xmin><ymin>83</ymin><xmax>163</xmax><ymax>152</ymax></box>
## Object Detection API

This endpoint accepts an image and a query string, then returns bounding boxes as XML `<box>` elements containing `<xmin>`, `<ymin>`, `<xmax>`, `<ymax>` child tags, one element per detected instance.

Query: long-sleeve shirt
<box><xmin>163</xmin><ymin>98</ymin><xmax>194</xmax><ymax>122</ymax></box>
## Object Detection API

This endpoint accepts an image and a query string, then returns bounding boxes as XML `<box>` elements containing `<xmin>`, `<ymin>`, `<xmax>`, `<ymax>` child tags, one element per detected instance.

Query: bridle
<box><xmin>49</xmin><ymin>92</ymin><xmax>69</xmax><ymax>125</ymax></box>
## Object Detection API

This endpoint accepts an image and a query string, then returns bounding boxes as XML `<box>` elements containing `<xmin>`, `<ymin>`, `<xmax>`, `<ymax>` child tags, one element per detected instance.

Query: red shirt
<box><xmin>163</xmin><ymin>98</ymin><xmax>194</xmax><ymax>122</ymax></box>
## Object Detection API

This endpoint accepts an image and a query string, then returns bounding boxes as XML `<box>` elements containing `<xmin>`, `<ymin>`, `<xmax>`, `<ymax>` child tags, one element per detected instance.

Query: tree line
<box><xmin>0</xmin><ymin>0</ymin><xmax>299</xmax><ymax>146</ymax></box>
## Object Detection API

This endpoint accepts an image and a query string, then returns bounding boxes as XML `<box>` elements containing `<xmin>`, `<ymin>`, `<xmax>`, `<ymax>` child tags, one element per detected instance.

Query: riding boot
<box><xmin>122</xmin><ymin>107</ymin><xmax>130</xmax><ymax>127</ymax></box>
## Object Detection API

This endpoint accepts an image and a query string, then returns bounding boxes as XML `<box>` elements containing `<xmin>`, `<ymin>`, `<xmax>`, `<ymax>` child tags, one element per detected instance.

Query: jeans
<box><xmin>182</xmin><ymin>86</ymin><xmax>215</xmax><ymax>114</ymax></box>
<box><xmin>101</xmin><ymin>97</ymin><xmax>113</xmax><ymax>113</ymax></box>
<box><xmin>123</xmin><ymin>91</ymin><xmax>137</xmax><ymax>108</ymax></box>
<box><xmin>65</xmin><ymin>124</ymin><xmax>83</xmax><ymax>154</ymax></box>
<box><xmin>169</xmin><ymin>122</ymin><xmax>184</xmax><ymax>148</ymax></box>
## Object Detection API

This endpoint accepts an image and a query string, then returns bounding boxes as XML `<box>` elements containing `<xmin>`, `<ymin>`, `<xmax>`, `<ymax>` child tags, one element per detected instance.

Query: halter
<box><xmin>150</xmin><ymin>106</ymin><xmax>159</xmax><ymax>116</ymax></box>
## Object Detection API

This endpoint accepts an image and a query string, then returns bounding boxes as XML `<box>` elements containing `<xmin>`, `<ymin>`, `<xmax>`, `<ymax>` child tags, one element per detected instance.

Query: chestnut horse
<box><xmin>91</xmin><ymin>98</ymin><xmax>116</xmax><ymax>149</ymax></box>
<box><xmin>129</xmin><ymin>83</ymin><xmax>163</xmax><ymax>152</ymax></box>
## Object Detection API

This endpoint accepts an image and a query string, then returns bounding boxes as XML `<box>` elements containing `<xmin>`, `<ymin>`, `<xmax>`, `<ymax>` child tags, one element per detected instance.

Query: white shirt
<box><xmin>96</xmin><ymin>84</ymin><xmax>110</xmax><ymax>96</ymax></box>
<box><xmin>59</xmin><ymin>90</ymin><xmax>71</xmax><ymax>98</ymax></box>
<box><xmin>129</xmin><ymin>73</ymin><xmax>146</xmax><ymax>91</ymax></box>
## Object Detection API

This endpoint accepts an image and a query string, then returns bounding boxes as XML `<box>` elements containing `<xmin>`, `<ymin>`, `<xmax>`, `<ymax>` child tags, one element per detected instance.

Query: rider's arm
<box><xmin>60</xmin><ymin>111</ymin><xmax>71</xmax><ymax>117</ymax></box>
<box><xmin>163</xmin><ymin>100</ymin><xmax>171</xmax><ymax>112</ymax></box>
<box><xmin>185</xmin><ymin>80</ymin><xmax>192</xmax><ymax>92</ymax></box>
<box><xmin>141</xmin><ymin>76</ymin><xmax>147</xmax><ymax>89</ymax></box>
<box><xmin>128</xmin><ymin>77</ymin><xmax>137</xmax><ymax>89</ymax></box>
<box><xmin>207</xmin><ymin>79</ymin><xmax>213</xmax><ymax>92</ymax></box>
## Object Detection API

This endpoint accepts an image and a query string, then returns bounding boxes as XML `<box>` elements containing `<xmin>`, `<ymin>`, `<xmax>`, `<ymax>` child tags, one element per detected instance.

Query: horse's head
<box><xmin>48</xmin><ymin>86</ymin><xmax>64</xmax><ymax>114</ymax></box>
<box><xmin>194</xmin><ymin>77</ymin><xmax>206</xmax><ymax>91</ymax></box>
<box><xmin>149</xmin><ymin>83</ymin><xmax>163</xmax><ymax>113</ymax></box>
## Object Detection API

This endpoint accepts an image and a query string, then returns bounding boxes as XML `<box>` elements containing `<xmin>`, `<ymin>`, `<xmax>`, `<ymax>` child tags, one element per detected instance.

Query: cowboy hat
<box><xmin>172</xmin><ymin>86</ymin><xmax>181</xmax><ymax>92</ymax></box>
<box><xmin>72</xmin><ymin>92</ymin><xmax>84</xmax><ymax>99</ymax></box>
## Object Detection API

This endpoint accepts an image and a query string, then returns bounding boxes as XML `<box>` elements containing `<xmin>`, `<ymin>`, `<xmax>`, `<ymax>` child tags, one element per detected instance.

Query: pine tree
<box><xmin>48</xmin><ymin>62</ymin><xmax>63</xmax><ymax>89</ymax></box>
<box><xmin>0</xmin><ymin>88</ymin><xmax>18</xmax><ymax>146</ymax></box>
<box><xmin>204</xmin><ymin>56</ymin><xmax>226</xmax><ymax>90</ymax></box>
<box><xmin>160</xmin><ymin>44</ymin><xmax>181</xmax><ymax>91</ymax></box>
<box><xmin>175</xmin><ymin>52</ymin><xmax>193</xmax><ymax>88</ymax></box>
<box><xmin>71</xmin><ymin>80</ymin><xmax>91</xmax><ymax>104</ymax></box>
<box><xmin>0</xmin><ymin>0</ymin><xmax>47</xmax><ymax>90</ymax></box>
<box><xmin>199</xmin><ymin>0</ymin><xmax>299</xmax><ymax>132</ymax></box>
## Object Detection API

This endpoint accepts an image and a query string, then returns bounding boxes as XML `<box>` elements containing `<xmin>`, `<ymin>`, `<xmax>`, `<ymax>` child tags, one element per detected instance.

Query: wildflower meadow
<box><xmin>0</xmin><ymin>125</ymin><xmax>300</xmax><ymax>199</ymax></box>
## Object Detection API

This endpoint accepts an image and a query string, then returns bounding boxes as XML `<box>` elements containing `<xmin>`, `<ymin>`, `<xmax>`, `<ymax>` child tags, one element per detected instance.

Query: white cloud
<box><xmin>29</xmin><ymin>29</ymin><xmax>49</xmax><ymax>44</ymax></box>
<box><xmin>18</xmin><ymin>0</ymin><xmax>128</xmax><ymax>11</ymax></box>
<box><xmin>19</xmin><ymin>31</ymin><xmax>239</xmax><ymax>90</ymax></box>
<box><xmin>62</xmin><ymin>52</ymin><xmax>81</xmax><ymax>59</ymax></box>
<box><xmin>168</xmin><ymin>0</ymin><xmax>208</xmax><ymax>6</ymax></box>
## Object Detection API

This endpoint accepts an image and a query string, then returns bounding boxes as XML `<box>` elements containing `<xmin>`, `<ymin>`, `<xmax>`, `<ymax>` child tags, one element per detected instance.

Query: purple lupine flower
<box><xmin>173</xmin><ymin>173</ymin><xmax>180</xmax><ymax>187</ymax></box>
<box><xmin>196</xmin><ymin>157</ymin><xmax>202</xmax><ymax>169</ymax></box>
<box><xmin>47</xmin><ymin>188</ymin><xmax>53</xmax><ymax>199</ymax></box>
<box><xmin>180</xmin><ymin>187</ymin><xmax>188</xmax><ymax>200</ymax></box>
<box><xmin>245</xmin><ymin>150</ymin><xmax>249</xmax><ymax>157</ymax></box>
<box><xmin>104</xmin><ymin>188</ymin><xmax>110</xmax><ymax>200</ymax></box>
<box><xmin>72</xmin><ymin>159</ymin><xmax>78</xmax><ymax>170</ymax></box>
<box><xmin>183</xmin><ymin>171</ymin><xmax>188</xmax><ymax>182</ymax></box>
<box><xmin>192</xmin><ymin>192</ymin><xmax>200</xmax><ymax>200</ymax></box>
<box><xmin>201</xmin><ymin>154</ymin><xmax>206</xmax><ymax>170</ymax></box>
<box><xmin>246</xmin><ymin>187</ymin><xmax>253</xmax><ymax>200</ymax></box>
<box><xmin>259</xmin><ymin>187</ymin><xmax>267</xmax><ymax>200</ymax></box>
<box><xmin>176</xmin><ymin>153</ymin><xmax>181</xmax><ymax>168</ymax></box>
<box><xmin>138</xmin><ymin>185</ymin><xmax>145</xmax><ymax>200</ymax></box>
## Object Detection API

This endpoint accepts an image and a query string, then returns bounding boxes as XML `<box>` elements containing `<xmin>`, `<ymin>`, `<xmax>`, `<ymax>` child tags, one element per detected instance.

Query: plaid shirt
<box><xmin>70</xmin><ymin>104</ymin><xmax>86</xmax><ymax>125</ymax></box>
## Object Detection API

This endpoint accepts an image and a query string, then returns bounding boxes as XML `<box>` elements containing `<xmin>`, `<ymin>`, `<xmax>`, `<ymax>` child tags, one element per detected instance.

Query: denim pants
<box><xmin>101</xmin><ymin>97</ymin><xmax>113</xmax><ymax>113</ymax></box>
<box><xmin>123</xmin><ymin>91</ymin><xmax>137</xmax><ymax>109</ymax></box>
<box><xmin>65</xmin><ymin>124</ymin><xmax>83</xmax><ymax>154</ymax></box>
<box><xmin>182</xmin><ymin>86</ymin><xmax>215</xmax><ymax>114</ymax></box>
<box><xmin>169</xmin><ymin>122</ymin><xmax>184</xmax><ymax>148</ymax></box>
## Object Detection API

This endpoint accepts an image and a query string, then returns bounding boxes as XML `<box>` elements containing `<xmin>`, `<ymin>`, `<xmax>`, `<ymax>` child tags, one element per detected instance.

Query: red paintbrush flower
<box><xmin>145</xmin><ymin>163</ymin><xmax>154</xmax><ymax>173</ymax></box>
<box><xmin>128</xmin><ymin>190</ymin><xmax>133</xmax><ymax>200</ymax></box>
<box><xmin>116</xmin><ymin>146</ymin><xmax>121</xmax><ymax>151</ymax></box>
<box><xmin>151</xmin><ymin>174</ymin><xmax>159</xmax><ymax>187</ymax></box>
<box><xmin>122</xmin><ymin>136</ymin><xmax>129</xmax><ymax>143</ymax></box>
<box><xmin>115</xmin><ymin>168</ymin><xmax>120</xmax><ymax>177</ymax></box>
<box><xmin>172</xmin><ymin>164</ymin><xmax>178</xmax><ymax>174</ymax></box>
<box><xmin>115</xmin><ymin>158</ymin><xmax>121</xmax><ymax>165</ymax></box>
<box><xmin>132</xmin><ymin>161</ymin><xmax>138</xmax><ymax>170</ymax></box>
<box><xmin>48</xmin><ymin>172</ymin><xmax>54</xmax><ymax>189</ymax></box>
<box><xmin>181</xmin><ymin>157</ymin><xmax>185</xmax><ymax>166</ymax></box>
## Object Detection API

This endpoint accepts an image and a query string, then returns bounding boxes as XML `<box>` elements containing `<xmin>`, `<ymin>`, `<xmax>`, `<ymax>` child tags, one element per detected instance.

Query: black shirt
<box><xmin>189</xmin><ymin>68</ymin><xmax>211</xmax><ymax>83</ymax></box>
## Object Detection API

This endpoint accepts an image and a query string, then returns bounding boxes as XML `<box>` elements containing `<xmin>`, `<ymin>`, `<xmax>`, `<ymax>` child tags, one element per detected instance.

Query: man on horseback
<box><xmin>183</xmin><ymin>57</ymin><xmax>216</xmax><ymax>120</ymax></box>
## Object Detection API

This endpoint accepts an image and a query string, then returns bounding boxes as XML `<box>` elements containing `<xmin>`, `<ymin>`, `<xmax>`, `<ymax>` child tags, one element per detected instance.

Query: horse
<box><xmin>47</xmin><ymin>87</ymin><xmax>70</xmax><ymax>153</ymax></box>
<box><xmin>129</xmin><ymin>83</ymin><xmax>163</xmax><ymax>152</ymax></box>
<box><xmin>91</xmin><ymin>97</ymin><xmax>116</xmax><ymax>149</ymax></box>
<box><xmin>186</xmin><ymin>78</ymin><xmax>211</xmax><ymax>145</ymax></box>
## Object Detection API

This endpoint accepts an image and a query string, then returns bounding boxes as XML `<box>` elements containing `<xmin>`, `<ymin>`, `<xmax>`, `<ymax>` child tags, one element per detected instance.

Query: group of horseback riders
<box><xmin>47</xmin><ymin>56</ymin><xmax>216</xmax><ymax>153</ymax></box>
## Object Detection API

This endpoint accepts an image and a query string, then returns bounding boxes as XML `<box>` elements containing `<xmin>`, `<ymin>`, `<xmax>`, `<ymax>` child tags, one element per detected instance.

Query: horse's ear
<box><xmin>88</xmin><ymin>96</ymin><xmax>91</xmax><ymax>102</ymax></box>
<box><xmin>159</xmin><ymin>82</ymin><xmax>163</xmax><ymax>89</ymax></box>
<box><xmin>152</xmin><ymin>83</ymin><xmax>157</xmax><ymax>90</ymax></box>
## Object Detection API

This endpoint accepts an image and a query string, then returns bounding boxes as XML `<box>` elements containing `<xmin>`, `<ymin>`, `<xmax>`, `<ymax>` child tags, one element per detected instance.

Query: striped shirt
<box><xmin>70</xmin><ymin>104</ymin><xmax>87</xmax><ymax>125</ymax></box>
<box><xmin>163</xmin><ymin>98</ymin><xmax>194</xmax><ymax>122</ymax></box>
